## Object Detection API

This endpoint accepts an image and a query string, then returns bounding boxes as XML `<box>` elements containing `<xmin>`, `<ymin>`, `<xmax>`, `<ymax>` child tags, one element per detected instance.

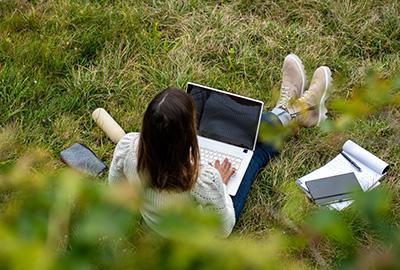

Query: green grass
<box><xmin>1</xmin><ymin>0</ymin><xmax>400</xmax><ymax>267</ymax></box>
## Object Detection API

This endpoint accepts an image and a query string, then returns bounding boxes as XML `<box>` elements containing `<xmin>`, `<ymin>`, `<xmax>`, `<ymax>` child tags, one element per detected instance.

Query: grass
<box><xmin>1</xmin><ymin>0</ymin><xmax>400</xmax><ymax>267</ymax></box>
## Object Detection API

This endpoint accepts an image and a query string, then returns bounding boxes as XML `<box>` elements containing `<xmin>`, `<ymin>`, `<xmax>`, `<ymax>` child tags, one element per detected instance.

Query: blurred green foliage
<box><xmin>0</xmin><ymin>154</ymin><xmax>307</xmax><ymax>269</ymax></box>
<box><xmin>322</xmin><ymin>73</ymin><xmax>400</xmax><ymax>132</ymax></box>
<box><xmin>1</xmin><ymin>149</ymin><xmax>400</xmax><ymax>269</ymax></box>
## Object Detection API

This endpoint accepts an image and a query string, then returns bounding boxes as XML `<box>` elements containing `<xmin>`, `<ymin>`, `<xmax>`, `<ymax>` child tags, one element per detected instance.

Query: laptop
<box><xmin>187</xmin><ymin>82</ymin><xmax>264</xmax><ymax>196</ymax></box>
<box><xmin>305</xmin><ymin>172</ymin><xmax>362</xmax><ymax>205</ymax></box>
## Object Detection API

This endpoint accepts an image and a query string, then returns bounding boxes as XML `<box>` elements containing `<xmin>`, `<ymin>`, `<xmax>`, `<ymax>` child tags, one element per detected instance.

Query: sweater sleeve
<box><xmin>108</xmin><ymin>132</ymin><xmax>140</xmax><ymax>184</ymax></box>
<box><xmin>191</xmin><ymin>165</ymin><xmax>236</xmax><ymax>237</ymax></box>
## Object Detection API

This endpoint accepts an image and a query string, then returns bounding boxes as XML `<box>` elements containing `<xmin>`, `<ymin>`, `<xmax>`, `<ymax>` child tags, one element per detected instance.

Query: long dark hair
<box><xmin>137</xmin><ymin>87</ymin><xmax>199</xmax><ymax>191</ymax></box>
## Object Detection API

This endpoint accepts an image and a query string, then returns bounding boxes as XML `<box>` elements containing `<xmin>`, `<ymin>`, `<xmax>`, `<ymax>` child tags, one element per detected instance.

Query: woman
<box><xmin>109</xmin><ymin>54</ymin><xmax>332</xmax><ymax>237</ymax></box>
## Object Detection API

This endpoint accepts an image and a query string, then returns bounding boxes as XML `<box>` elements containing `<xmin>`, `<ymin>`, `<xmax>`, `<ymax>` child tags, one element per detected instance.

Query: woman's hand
<box><xmin>211</xmin><ymin>158</ymin><xmax>236</xmax><ymax>184</ymax></box>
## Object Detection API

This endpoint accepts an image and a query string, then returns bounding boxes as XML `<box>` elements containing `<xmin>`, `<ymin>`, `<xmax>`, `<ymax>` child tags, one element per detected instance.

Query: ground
<box><xmin>1</xmin><ymin>0</ymin><xmax>399</xmax><ymax>268</ymax></box>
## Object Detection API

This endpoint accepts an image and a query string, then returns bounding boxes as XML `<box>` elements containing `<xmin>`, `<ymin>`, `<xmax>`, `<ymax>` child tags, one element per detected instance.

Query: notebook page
<box><xmin>340</xmin><ymin>152</ymin><xmax>381</xmax><ymax>191</ymax></box>
<box><xmin>296</xmin><ymin>140</ymin><xmax>387</xmax><ymax>211</ymax></box>
<box><xmin>297</xmin><ymin>154</ymin><xmax>379</xmax><ymax>191</ymax></box>
<box><xmin>329</xmin><ymin>200</ymin><xmax>353</xmax><ymax>211</ymax></box>
<box><xmin>342</xmin><ymin>140</ymin><xmax>389</xmax><ymax>174</ymax></box>
<box><xmin>296</xmin><ymin>154</ymin><xmax>380</xmax><ymax>211</ymax></box>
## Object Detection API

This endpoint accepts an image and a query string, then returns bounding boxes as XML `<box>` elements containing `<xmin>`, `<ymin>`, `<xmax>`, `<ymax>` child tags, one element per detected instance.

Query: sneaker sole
<box><xmin>317</xmin><ymin>66</ymin><xmax>332</xmax><ymax>126</ymax></box>
<box><xmin>287</xmin><ymin>53</ymin><xmax>306</xmax><ymax>96</ymax></box>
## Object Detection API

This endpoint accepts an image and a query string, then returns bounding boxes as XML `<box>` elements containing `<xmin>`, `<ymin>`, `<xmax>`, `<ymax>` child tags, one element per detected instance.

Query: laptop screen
<box><xmin>187</xmin><ymin>83</ymin><xmax>263</xmax><ymax>150</ymax></box>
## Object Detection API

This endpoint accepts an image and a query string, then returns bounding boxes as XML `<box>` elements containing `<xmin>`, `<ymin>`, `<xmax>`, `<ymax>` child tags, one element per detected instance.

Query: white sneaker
<box><xmin>287</xmin><ymin>66</ymin><xmax>332</xmax><ymax>127</ymax></box>
<box><xmin>275</xmin><ymin>53</ymin><xmax>306</xmax><ymax>109</ymax></box>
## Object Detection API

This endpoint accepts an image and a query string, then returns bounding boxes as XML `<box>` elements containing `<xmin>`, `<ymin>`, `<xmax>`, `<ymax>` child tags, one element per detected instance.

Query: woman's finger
<box><xmin>227</xmin><ymin>168</ymin><xmax>236</xmax><ymax>179</ymax></box>
<box><xmin>222</xmin><ymin>158</ymin><xmax>230</xmax><ymax>168</ymax></box>
<box><xmin>222</xmin><ymin>159</ymin><xmax>231</xmax><ymax>173</ymax></box>
<box><xmin>214</xmin><ymin>159</ymin><xmax>221</xmax><ymax>169</ymax></box>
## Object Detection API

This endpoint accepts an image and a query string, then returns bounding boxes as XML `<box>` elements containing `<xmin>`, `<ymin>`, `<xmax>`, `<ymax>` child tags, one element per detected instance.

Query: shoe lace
<box><xmin>288</xmin><ymin>89</ymin><xmax>319</xmax><ymax>117</ymax></box>
<box><xmin>298</xmin><ymin>89</ymin><xmax>314</xmax><ymax>103</ymax></box>
<box><xmin>279</xmin><ymin>86</ymin><xmax>291</xmax><ymax>103</ymax></box>
<box><xmin>290</xmin><ymin>105</ymin><xmax>317</xmax><ymax>117</ymax></box>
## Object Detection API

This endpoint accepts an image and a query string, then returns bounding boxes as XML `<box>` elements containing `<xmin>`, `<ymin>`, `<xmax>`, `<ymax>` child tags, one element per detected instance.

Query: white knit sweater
<box><xmin>108</xmin><ymin>132</ymin><xmax>236</xmax><ymax>237</ymax></box>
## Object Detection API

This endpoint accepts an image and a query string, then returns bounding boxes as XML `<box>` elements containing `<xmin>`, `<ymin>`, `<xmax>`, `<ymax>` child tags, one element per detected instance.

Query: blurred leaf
<box><xmin>259</xmin><ymin>121</ymin><xmax>292</xmax><ymax>150</ymax></box>
<box><xmin>305</xmin><ymin>209</ymin><xmax>354</xmax><ymax>246</ymax></box>
<box><xmin>351</xmin><ymin>188</ymin><xmax>395</xmax><ymax>241</ymax></box>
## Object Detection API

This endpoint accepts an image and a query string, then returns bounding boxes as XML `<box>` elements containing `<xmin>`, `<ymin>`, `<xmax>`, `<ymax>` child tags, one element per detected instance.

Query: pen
<box><xmin>341</xmin><ymin>152</ymin><xmax>362</xmax><ymax>172</ymax></box>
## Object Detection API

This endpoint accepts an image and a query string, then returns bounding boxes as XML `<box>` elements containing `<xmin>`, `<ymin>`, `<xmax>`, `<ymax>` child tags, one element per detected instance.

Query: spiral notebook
<box><xmin>296</xmin><ymin>140</ymin><xmax>390</xmax><ymax>210</ymax></box>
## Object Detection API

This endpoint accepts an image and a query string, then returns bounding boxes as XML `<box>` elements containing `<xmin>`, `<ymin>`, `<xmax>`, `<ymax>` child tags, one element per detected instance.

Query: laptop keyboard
<box><xmin>200</xmin><ymin>147</ymin><xmax>243</xmax><ymax>170</ymax></box>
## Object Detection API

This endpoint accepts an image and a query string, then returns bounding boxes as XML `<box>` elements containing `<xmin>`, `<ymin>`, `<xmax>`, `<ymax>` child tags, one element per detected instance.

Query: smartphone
<box><xmin>60</xmin><ymin>143</ymin><xmax>107</xmax><ymax>177</ymax></box>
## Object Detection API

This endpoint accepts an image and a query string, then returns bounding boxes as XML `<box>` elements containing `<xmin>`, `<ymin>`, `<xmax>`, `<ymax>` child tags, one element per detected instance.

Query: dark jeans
<box><xmin>230</xmin><ymin>112</ymin><xmax>281</xmax><ymax>221</ymax></box>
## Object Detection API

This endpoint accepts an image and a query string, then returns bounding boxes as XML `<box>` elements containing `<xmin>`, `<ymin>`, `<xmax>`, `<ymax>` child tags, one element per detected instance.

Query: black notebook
<box><xmin>305</xmin><ymin>172</ymin><xmax>362</xmax><ymax>205</ymax></box>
